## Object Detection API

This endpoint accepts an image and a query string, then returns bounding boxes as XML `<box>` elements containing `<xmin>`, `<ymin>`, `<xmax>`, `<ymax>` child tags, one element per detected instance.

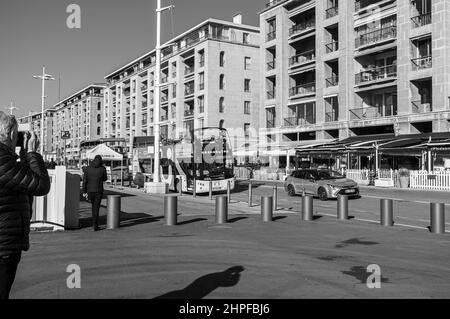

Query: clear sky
<box><xmin>0</xmin><ymin>0</ymin><xmax>264</xmax><ymax>118</ymax></box>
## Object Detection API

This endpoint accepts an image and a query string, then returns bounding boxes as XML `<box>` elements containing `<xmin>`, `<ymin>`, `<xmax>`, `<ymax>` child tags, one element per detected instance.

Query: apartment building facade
<box><xmin>52</xmin><ymin>84</ymin><xmax>105</xmax><ymax>164</ymax></box>
<box><xmin>17</xmin><ymin>109</ymin><xmax>56</xmax><ymax>160</ymax></box>
<box><xmin>103</xmin><ymin>16</ymin><xmax>260</xmax><ymax>163</ymax></box>
<box><xmin>259</xmin><ymin>0</ymin><xmax>450</xmax><ymax>168</ymax></box>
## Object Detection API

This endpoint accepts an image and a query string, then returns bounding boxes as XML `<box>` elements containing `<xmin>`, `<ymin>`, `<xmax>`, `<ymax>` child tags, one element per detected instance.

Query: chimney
<box><xmin>233</xmin><ymin>13</ymin><xmax>242</xmax><ymax>24</ymax></box>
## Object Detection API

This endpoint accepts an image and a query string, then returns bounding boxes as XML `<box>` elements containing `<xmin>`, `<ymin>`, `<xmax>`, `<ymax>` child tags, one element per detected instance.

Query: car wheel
<box><xmin>318</xmin><ymin>187</ymin><xmax>328</xmax><ymax>201</ymax></box>
<box><xmin>286</xmin><ymin>184</ymin><xmax>296</xmax><ymax>197</ymax></box>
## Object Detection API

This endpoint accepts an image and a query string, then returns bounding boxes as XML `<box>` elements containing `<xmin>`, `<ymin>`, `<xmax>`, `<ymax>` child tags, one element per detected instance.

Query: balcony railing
<box><xmin>355</xmin><ymin>26</ymin><xmax>397</xmax><ymax>48</ymax></box>
<box><xmin>325</xmin><ymin>41</ymin><xmax>339</xmax><ymax>53</ymax></box>
<box><xmin>266</xmin><ymin>30</ymin><xmax>276</xmax><ymax>42</ymax></box>
<box><xmin>289</xmin><ymin>18</ymin><xmax>315</xmax><ymax>37</ymax></box>
<box><xmin>161</xmin><ymin>76</ymin><xmax>168</xmax><ymax>84</ymax></box>
<box><xmin>184</xmin><ymin>109</ymin><xmax>194</xmax><ymax>117</ymax></box>
<box><xmin>199</xmin><ymin>83</ymin><xmax>205</xmax><ymax>90</ymax></box>
<box><xmin>160</xmin><ymin>115</ymin><xmax>168</xmax><ymax>121</ymax></box>
<box><xmin>355</xmin><ymin>0</ymin><xmax>382</xmax><ymax>12</ymax></box>
<box><xmin>325</xmin><ymin>111</ymin><xmax>338</xmax><ymax>122</ymax></box>
<box><xmin>412</xmin><ymin>100</ymin><xmax>432</xmax><ymax>113</ymax></box>
<box><xmin>411</xmin><ymin>12</ymin><xmax>431</xmax><ymax>28</ymax></box>
<box><xmin>355</xmin><ymin>64</ymin><xmax>397</xmax><ymax>85</ymax></box>
<box><xmin>350</xmin><ymin>105</ymin><xmax>397</xmax><ymax>120</ymax></box>
<box><xmin>326</xmin><ymin>75</ymin><xmax>339</xmax><ymax>87</ymax></box>
<box><xmin>289</xmin><ymin>82</ymin><xmax>316</xmax><ymax>97</ymax></box>
<box><xmin>267</xmin><ymin>60</ymin><xmax>276</xmax><ymax>71</ymax></box>
<box><xmin>185</xmin><ymin>87</ymin><xmax>195</xmax><ymax>96</ymax></box>
<box><xmin>267</xmin><ymin>90</ymin><xmax>276</xmax><ymax>100</ymax></box>
<box><xmin>411</xmin><ymin>56</ymin><xmax>432</xmax><ymax>71</ymax></box>
<box><xmin>265</xmin><ymin>0</ymin><xmax>283</xmax><ymax>8</ymax></box>
<box><xmin>198</xmin><ymin>106</ymin><xmax>204</xmax><ymax>114</ymax></box>
<box><xmin>141</xmin><ymin>86</ymin><xmax>148</xmax><ymax>92</ymax></box>
<box><xmin>161</xmin><ymin>96</ymin><xmax>168</xmax><ymax>103</ymax></box>
<box><xmin>289</xmin><ymin>49</ymin><xmax>315</xmax><ymax>66</ymax></box>
<box><xmin>283</xmin><ymin>116</ymin><xmax>315</xmax><ymax>127</ymax></box>
<box><xmin>326</xmin><ymin>6</ymin><xmax>338</xmax><ymax>19</ymax></box>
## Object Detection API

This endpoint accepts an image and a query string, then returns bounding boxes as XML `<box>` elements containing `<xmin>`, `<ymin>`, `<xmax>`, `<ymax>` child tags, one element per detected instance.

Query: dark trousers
<box><xmin>0</xmin><ymin>252</ymin><xmax>21</xmax><ymax>299</ymax></box>
<box><xmin>89</xmin><ymin>192</ymin><xmax>103</xmax><ymax>229</ymax></box>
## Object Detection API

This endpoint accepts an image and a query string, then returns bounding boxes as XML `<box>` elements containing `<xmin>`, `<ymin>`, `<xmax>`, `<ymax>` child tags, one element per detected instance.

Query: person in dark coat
<box><xmin>48</xmin><ymin>159</ymin><xmax>57</xmax><ymax>169</ymax></box>
<box><xmin>82</xmin><ymin>155</ymin><xmax>107</xmax><ymax>231</ymax></box>
<box><xmin>0</xmin><ymin>111</ymin><xmax>50</xmax><ymax>299</ymax></box>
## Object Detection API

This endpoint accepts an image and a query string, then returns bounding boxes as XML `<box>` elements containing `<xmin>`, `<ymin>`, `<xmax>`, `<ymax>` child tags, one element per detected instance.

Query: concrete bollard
<box><xmin>302</xmin><ymin>195</ymin><xmax>314</xmax><ymax>221</ymax></box>
<box><xmin>261</xmin><ymin>196</ymin><xmax>273</xmax><ymax>222</ymax></box>
<box><xmin>209</xmin><ymin>180</ymin><xmax>213</xmax><ymax>200</ymax></box>
<box><xmin>215</xmin><ymin>195</ymin><xmax>228</xmax><ymax>224</ymax></box>
<box><xmin>337</xmin><ymin>195</ymin><xmax>349</xmax><ymax>220</ymax></box>
<box><xmin>107</xmin><ymin>195</ymin><xmax>121</xmax><ymax>229</ymax></box>
<box><xmin>380</xmin><ymin>199</ymin><xmax>394</xmax><ymax>226</ymax></box>
<box><xmin>273</xmin><ymin>185</ymin><xmax>278</xmax><ymax>211</ymax></box>
<box><xmin>248</xmin><ymin>180</ymin><xmax>253</xmax><ymax>207</ymax></box>
<box><xmin>430</xmin><ymin>203</ymin><xmax>445</xmax><ymax>234</ymax></box>
<box><xmin>164</xmin><ymin>195</ymin><xmax>178</xmax><ymax>226</ymax></box>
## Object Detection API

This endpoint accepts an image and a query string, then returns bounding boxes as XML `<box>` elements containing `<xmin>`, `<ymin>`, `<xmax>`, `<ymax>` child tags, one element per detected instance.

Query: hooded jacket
<box><xmin>0</xmin><ymin>143</ymin><xmax>50</xmax><ymax>256</ymax></box>
<box><xmin>82</xmin><ymin>157</ymin><xmax>107</xmax><ymax>194</ymax></box>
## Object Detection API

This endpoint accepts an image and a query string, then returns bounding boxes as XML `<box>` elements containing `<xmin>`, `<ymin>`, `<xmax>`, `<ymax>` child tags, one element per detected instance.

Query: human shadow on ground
<box><xmin>154</xmin><ymin>266</ymin><xmax>245</xmax><ymax>299</ymax></box>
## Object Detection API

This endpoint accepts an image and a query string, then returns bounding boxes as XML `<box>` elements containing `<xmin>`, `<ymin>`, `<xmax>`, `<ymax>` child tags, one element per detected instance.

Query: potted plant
<box><xmin>398</xmin><ymin>168</ymin><xmax>410</xmax><ymax>188</ymax></box>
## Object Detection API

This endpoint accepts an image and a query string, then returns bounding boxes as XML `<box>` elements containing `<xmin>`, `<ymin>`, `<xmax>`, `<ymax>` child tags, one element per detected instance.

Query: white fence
<box><xmin>410</xmin><ymin>170</ymin><xmax>450</xmax><ymax>191</ymax></box>
<box><xmin>345</xmin><ymin>169</ymin><xmax>370</xmax><ymax>185</ymax></box>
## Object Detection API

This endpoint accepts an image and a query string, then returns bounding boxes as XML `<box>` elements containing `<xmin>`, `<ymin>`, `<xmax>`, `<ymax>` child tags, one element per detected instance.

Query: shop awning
<box><xmin>86</xmin><ymin>143</ymin><xmax>123</xmax><ymax>161</ymax></box>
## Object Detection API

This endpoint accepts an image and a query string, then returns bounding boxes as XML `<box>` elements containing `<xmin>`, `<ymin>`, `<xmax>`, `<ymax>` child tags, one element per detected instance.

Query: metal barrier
<box><xmin>273</xmin><ymin>185</ymin><xmax>278</xmax><ymax>211</ymax></box>
<box><xmin>337</xmin><ymin>195</ymin><xmax>349</xmax><ymax>220</ymax></box>
<box><xmin>164</xmin><ymin>195</ymin><xmax>178</xmax><ymax>226</ymax></box>
<box><xmin>430</xmin><ymin>203</ymin><xmax>445</xmax><ymax>234</ymax></box>
<box><xmin>215</xmin><ymin>195</ymin><xmax>228</xmax><ymax>224</ymax></box>
<box><xmin>380</xmin><ymin>199</ymin><xmax>394</xmax><ymax>226</ymax></box>
<box><xmin>107</xmin><ymin>195</ymin><xmax>121</xmax><ymax>229</ymax></box>
<box><xmin>248</xmin><ymin>180</ymin><xmax>253</xmax><ymax>207</ymax></box>
<box><xmin>302</xmin><ymin>195</ymin><xmax>314</xmax><ymax>221</ymax></box>
<box><xmin>261</xmin><ymin>196</ymin><xmax>273</xmax><ymax>222</ymax></box>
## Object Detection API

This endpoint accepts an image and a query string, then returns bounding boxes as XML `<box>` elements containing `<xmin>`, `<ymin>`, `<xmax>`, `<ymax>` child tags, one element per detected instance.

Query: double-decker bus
<box><xmin>160</xmin><ymin>127</ymin><xmax>235</xmax><ymax>193</ymax></box>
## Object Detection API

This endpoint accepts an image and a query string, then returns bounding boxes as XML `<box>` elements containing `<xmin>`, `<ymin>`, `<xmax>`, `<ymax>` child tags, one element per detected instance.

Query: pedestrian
<box><xmin>82</xmin><ymin>155</ymin><xmax>107</xmax><ymax>231</ymax></box>
<box><xmin>49</xmin><ymin>158</ymin><xmax>57</xmax><ymax>169</ymax></box>
<box><xmin>0</xmin><ymin>111</ymin><xmax>50</xmax><ymax>299</ymax></box>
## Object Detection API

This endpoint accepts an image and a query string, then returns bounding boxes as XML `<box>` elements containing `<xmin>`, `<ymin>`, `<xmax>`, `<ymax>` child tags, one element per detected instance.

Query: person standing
<box><xmin>82</xmin><ymin>155</ymin><xmax>107</xmax><ymax>231</ymax></box>
<box><xmin>0</xmin><ymin>111</ymin><xmax>50</xmax><ymax>299</ymax></box>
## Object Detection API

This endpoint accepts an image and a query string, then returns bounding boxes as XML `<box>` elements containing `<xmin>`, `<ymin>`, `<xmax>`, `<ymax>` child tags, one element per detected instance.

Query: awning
<box><xmin>86</xmin><ymin>143</ymin><xmax>123</xmax><ymax>161</ymax></box>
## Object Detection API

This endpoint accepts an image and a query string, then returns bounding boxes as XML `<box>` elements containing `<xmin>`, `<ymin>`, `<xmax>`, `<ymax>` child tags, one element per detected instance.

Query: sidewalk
<box><xmin>11</xmin><ymin>184</ymin><xmax>450</xmax><ymax>299</ymax></box>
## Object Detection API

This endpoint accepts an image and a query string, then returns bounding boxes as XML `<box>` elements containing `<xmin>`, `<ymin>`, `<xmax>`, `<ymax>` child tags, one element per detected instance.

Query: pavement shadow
<box><xmin>79</xmin><ymin>212</ymin><xmax>163</xmax><ymax>229</ymax></box>
<box><xmin>273</xmin><ymin>216</ymin><xmax>287</xmax><ymax>221</ymax></box>
<box><xmin>177</xmin><ymin>218</ymin><xmax>208</xmax><ymax>225</ymax></box>
<box><xmin>154</xmin><ymin>266</ymin><xmax>245</xmax><ymax>299</ymax></box>
<box><xmin>312</xmin><ymin>215</ymin><xmax>323</xmax><ymax>221</ymax></box>
<box><xmin>228</xmin><ymin>216</ymin><xmax>248</xmax><ymax>223</ymax></box>
<box><xmin>232</xmin><ymin>180</ymin><xmax>268</xmax><ymax>195</ymax></box>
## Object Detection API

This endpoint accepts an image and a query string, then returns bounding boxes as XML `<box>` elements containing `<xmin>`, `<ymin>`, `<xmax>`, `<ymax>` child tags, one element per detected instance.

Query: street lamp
<box><xmin>33</xmin><ymin>66</ymin><xmax>55</xmax><ymax>158</ymax></box>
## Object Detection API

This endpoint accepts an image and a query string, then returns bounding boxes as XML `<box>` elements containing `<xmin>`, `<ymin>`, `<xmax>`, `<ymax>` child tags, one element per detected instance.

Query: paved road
<box><xmin>10</xmin><ymin>183</ymin><xmax>450</xmax><ymax>299</ymax></box>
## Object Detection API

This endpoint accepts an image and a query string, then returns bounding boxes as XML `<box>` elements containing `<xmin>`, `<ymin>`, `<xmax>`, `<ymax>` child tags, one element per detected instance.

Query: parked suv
<box><xmin>284</xmin><ymin>169</ymin><xmax>359</xmax><ymax>201</ymax></box>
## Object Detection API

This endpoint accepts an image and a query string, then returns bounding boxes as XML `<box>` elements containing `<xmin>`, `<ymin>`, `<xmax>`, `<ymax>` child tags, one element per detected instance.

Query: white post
<box><xmin>153</xmin><ymin>0</ymin><xmax>162</xmax><ymax>183</ymax></box>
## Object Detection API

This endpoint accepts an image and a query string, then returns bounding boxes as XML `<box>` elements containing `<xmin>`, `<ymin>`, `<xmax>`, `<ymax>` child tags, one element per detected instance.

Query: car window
<box><xmin>297</xmin><ymin>171</ymin><xmax>307</xmax><ymax>179</ymax></box>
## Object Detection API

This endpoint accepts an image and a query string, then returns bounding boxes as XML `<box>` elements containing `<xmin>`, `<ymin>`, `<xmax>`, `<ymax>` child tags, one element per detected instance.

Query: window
<box><xmin>266</xmin><ymin>107</ymin><xmax>276</xmax><ymax>128</ymax></box>
<box><xmin>244</xmin><ymin>57</ymin><xmax>251</xmax><ymax>70</ymax></box>
<box><xmin>198</xmin><ymin>96</ymin><xmax>205</xmax><ymax>113</ymax></box>
<box><xmin>97</xmin><ymin>114</ymin><xmax>101</xmax><ymax>123</ymax></box>
<box><xmin>219</xmin><ymin>97</ymin><xmax>225</xmax><ymax>113</ymax></box>
<box><xmin>244</xmin><ymin>79</ymin><xmax>251</xmax><ymax>92</ymax></box>
<box><xmin>198</xmin><ymin>50</ymin><xmax>205</xmax><ymax>67</ymax></box>
<box><xmin>220</xmin><ymin>51</ymin><xmax>225</xmax><ymax>67</ymax></box>
<box><xmin>243</xmin><ymin>33</ymin><xmax>250</xmax><ymax>44</ymax></box>
<box><xmin>219</xmin><ymin>119</ymin><xmax>224</xmax><ymax>129</ymax></box>
<box><xmin>244</xmin><ymin>101</ymin><xmax>251</xmax><ymax>114</ymax></box>
<box><xmin>199</xmin><ymin>72</ymin><xmax>205</xmax><ymax>90</ymax></box>
<box><xmin>220</xmin><ymin>74</ymin><xmax>225</xmax><ymax>90</ymax></box>
<box><xmin>97</xmin><ymin>102</ymin><xmax>101</xmax><ymax>111</ymax></box>
<box><xmin>199</xmin><ymin>118</ymin><xmax>204</xmax><ymax>129</ymax></box>
<box><xmin>97</xmin><ymin>127</ymin><xmax>101</xmax><ymax>135</ymax></box>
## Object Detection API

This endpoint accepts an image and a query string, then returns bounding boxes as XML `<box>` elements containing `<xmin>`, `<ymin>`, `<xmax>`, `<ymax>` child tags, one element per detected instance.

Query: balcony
<box><xmin>184</xmin><ymin>109</ymin><xmax>194</xmax><ymax>117</ymax></box>
<box><xmin>199</xmin><ymin>60</ymin><xmax>205</xmax><ymax>67</ymax></box>
<box><xmin>289</xmin><ymin>82</ymin><xmax>316</xmax><ymax>97</ymax></box>
<box><xmin>283</xmin><ymin>116</ymin><xmax>315</xmax><ymax>127</ymax></box>
<box><xmin>266</xmin><ymin>31</ymin><xmax>276</xmax><ymax>42</ymax></box>
<box><xmin>325</xmin><ymin>6</ymin><xmax>338</xmax><ymax>19</ymax></box>
<box><xmin>325</xmin><ymin>111</ymin><xmax>338</xmax><ymax>122</ymax></box>
<box><xmin>161</xmin><ymin>114</ymin><xmax>168</xmax><ymax>122</ymax></box>
<box><xmin>355</xmin><ymin>64</ymin><xmax>397</xmax><ymax>85</ymax></box>
<box><xmin>355</xmin><ymin>0</ymin><xmax>385</xmax><ymax>12</ymax></box>
<box><xmin>161</xmin><ymin>96</ymin><xmax>168</xmax><ymax>103</ymax></box>
<box><xmin>289</xmin><ymin>50</ymin><xmax>315</xmax><ymax>67</ymax></box>
<box><xmin>267</xmin><ymin>60</ymin><xmax>276</xmax><ymax>71</ymax></box>
<box><xmin>266</xmin><ymin>120</ymin><xmax>275</xmax><ymax>129</ymax></box>
<box><xmin>412</xmin><ymin>100</ymin><xmax>432</xmax><ymax>113</ymax></box>
<box><xmin>411</xmin><ymin>12</ymin><xmax>431</xmax><ymax>28</ymax></box>
<box><xmin>141</xmin><ymin>85</ymin><xmax>148</xmax><ymax>92</ymax></box>
<box><xmin>326</xmin><ymin>75</ymin><xmax>339</xmax><ymax>87</ymax></box>
<box><xmin>161</xmin><ymin>77</ymin><xmax>168</xmax><ymax>84</ymax></box>
<box><xmin>265</xmin><ymin>0</ymin><xmax>283</xmax><ymax>8</ymax></box>
<box><xmin>411</xmin><ymin>56</ymin><xmax>432</xmax><ymax>71</ymax></box>
<box><xmin>199</xmin><ymin>83</ymin><xmax>205</xmax><ymax>90</ymax></box>
<box><xmin>355</xmin><ymin>26</ymin><xmax>397</xmax><ymax>48</ymax></box>
<box><xmin>184</xmin><ymin>83</ymin><xmax>195</xmax><ymax>96</ymax></box>
<box><xmin>350</xmin><ymin>105</ymin><xmax>397</xmax><ymax>120</ymax></box>
<box><xmin>325</xmin><ymin>41</ymin><xmax>338</xmax><ymax>53</ymax></box>
<box><xmin>267</xmin><ymin>90</ymin><xmax>276</xmax><ymax>100</ymax></box>
<box><xmin>289</xmin><ymin>19</ymin><xmax>315</xmax><ymax>37</ymax></box>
